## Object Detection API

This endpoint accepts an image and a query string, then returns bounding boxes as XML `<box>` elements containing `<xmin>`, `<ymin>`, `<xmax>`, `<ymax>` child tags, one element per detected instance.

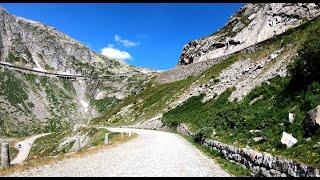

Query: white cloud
<box><xmin>101</xmin><ymin>44</ymin><xmax>132</xmax><ymax>61</ymax></box>
<box><xmin>115</xmin><ymin>34</ymin><xmax>139</xmax><ymax>47</ymax></box>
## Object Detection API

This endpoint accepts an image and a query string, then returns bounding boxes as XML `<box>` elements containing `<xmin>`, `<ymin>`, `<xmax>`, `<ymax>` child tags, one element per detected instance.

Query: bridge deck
<box><xmin>0</xmin><ymin>62</ymin><xmax>137</xmax><ymax>80</ymax></box>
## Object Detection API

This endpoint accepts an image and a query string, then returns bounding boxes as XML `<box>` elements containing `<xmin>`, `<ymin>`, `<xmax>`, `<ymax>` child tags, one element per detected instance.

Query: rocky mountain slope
<box><xmin>156</xmin><ymin>3</ymin><xmax>320</xmax><ymax>84</ymax></box>
<box><xmin>0</xmin><ymin>7</ymin><xmax>154</xmax><ymax>137</ymax></box>
<box><xmin>178</xmin><ymin>3</ymin><xmax>320</xmax><ymax>65</ymax></box>
<box><xmin>96</xmin><ymin>3</ymin><xmax>320</xmax><ymax>127</ymax></box>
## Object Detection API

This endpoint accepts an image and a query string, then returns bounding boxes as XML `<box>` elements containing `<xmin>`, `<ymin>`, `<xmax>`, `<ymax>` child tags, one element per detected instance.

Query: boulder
<box><xmin>307</xmin><ymin>105</ymin><xmax>320</xmax><ymax>126</ymax></box>
<box><xmin>268</xmin><ymin>53</ymin><xmax>278</xmax><ymax>60</ymax></box>
<box><xmin>281</xmin><ymin>132</ymin><xmax>298</xmax><ymax>148</ymax></box>
<box><xmin>210</xmin><ymin>129</ymin><xmax>217</xmax><ymax>138</ymax></box>
<box><xmin>289</xmin><ymin>113</ymin><xmax>295</xmax><ymax>123</ymax></box>
<box><xmin>253</xmin><ymin>137</ymin><xmax>267</xmax><ymax>143</ymax></box>
<box><xmin>249</xmin><ymin>95</ymin><xmax>264</xmax><ymax>106</ymax></box>
<box><xmin>176</xmin><ymin>123</ymin><xmax>193</xmax><ymax>136</ymax></box>
<box><xmin>249</xmin><ymin>129</ymin><xmax>262</xmax><ymax>135</ymax></box>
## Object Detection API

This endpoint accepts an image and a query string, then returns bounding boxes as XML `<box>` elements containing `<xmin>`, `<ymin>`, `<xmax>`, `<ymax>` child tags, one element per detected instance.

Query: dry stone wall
<box><xmin>175</xmin><ymin>124</ymin><xmax>320</xmax><ymax>177</ymax></box>
<box><xmin>126</xmin><ymin>119</ymin><xmax>320</xmax><ymax>177</ymax></box>
<box><xmin>125</xmin><ymin>116</ymin><xmax>319</xmax><ymax>177</ymax></box>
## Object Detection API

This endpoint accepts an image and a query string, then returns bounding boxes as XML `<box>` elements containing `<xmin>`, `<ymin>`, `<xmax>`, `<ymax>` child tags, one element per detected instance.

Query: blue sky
<box><xmin>0</xmin><ymin>3</ymin><xmax>243</xmax><ymax>70</ymax></box>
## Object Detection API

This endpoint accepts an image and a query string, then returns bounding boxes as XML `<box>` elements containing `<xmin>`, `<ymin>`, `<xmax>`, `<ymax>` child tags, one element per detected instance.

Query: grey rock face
<box><xmin>307</xmin><ymin>105</ymin><xmax>320</xmax><ymax>127</ymax></box>
<box><xmin>0</xmin><ymin>7</ymin><xmax>130</xmax><ymax>74</ymax></box>
<box><xmin>178</xmin><ymin>3</ymin><xmax>320</xmax><ymax>66</ymax></box>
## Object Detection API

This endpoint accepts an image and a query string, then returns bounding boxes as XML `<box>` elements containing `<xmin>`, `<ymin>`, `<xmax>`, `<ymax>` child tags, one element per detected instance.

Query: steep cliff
<box><xmin>0</xmin><ymin>7</ymin><xmax>154</xmax><ymax>137</ymax></box>
<box><xmin>178</xmin><ymin>3</ymin><xmax>320</xmax><ymax>66</ymax></box>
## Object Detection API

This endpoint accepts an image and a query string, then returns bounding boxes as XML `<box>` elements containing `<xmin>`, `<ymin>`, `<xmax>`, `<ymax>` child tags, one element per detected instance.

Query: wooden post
<box><xmin>1</xmin><ymin>142</ymin><xmax>10</xmax><ymax>168</ymax></box>
<box><xmin>104</xmin><ymin>133</ymin><xmax>109</xmax><ymax>145</ymax></box>
<box><xmin>74</xmin><ymin>136</ymin><xmax>81</xmax><ymax>152</ymax></box>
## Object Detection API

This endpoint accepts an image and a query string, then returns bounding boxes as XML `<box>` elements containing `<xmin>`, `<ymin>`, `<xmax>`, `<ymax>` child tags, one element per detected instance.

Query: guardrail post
<box><xmin>1</xmin><ymin>142</ymin><xmax>10</xmax><ymax>169</ymax></box>
<box><xmin>121</xmin><ymin>132</ymin><xmax>124</xmax><ymax>140</ymax></box>
<box><xmin>74</xmin><ymin>136</ymin><xmax>81</xmax><ymax>152</ymax></box>
<box><xmin>129</xmin><ymin>131</ymin><xmax>132</xmax><ymax>138</ymax></box>
<box><xmin>104</xmin><ymin>133</ymin><xmax>109</xmax><ymax>145</ymax></box>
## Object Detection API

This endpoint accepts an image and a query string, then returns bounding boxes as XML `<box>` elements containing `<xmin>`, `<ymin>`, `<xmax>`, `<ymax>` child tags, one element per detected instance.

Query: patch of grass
<box><xmin>90</xmin><ymin>97</ymin><xmax>119</xmax><ymax>114</ymax></box>
<box><xmin>27</xmin><ymin>130</ymin><xmax>71</xmax><ymax>159</ymax></box>
<box><xmin>44</xmin><ymin>64</ymin><xmax>54</xmax><ymax>71</ymax></box>
<box><xmin>27</xmin><ymin>127</ymin><xmax>111</xmax><ymax>160</ymax></box>
<box><xmin>90</xmin><ymin>75</ymin><xmax>198</xmax><ymax>126</ymax></box>
<box><xmin>0</xmin><ymin>70</ymin><xmax>30</xmax><ymax>113</ymax></box>
<box><xmin>61</xmin><ymin>79</ymin><xmax>76</xmax><ymax>94</ymax></box>
<box><xmin>163</xmin><ymin>76</ymin><xmax>320</xmax><ymax>168</ymax></box>
<box><xmin>9</xmin><ymin>147</ymin><xmax>18</xmax><ymax>162</ymax></box>
<box><xmin>198</xmin><ymin>55</ymin><xmax>238</xmax><ymax>84</ymax></box>
<box><xmin>7</xmin><ymin>52</ymin><xmax>29</xmax><ymax>64</ymax></box>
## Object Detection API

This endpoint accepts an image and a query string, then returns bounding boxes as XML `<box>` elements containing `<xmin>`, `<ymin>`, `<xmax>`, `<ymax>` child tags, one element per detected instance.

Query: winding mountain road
<box><xmin>11</xmin><ymin>133</ymin><xmax>51</xmax><ymax>165</ymax></box>
<box><xmin>9</xmin><ymin>128</ymin><xmax>230</xmax><ymax>177</ymax></box>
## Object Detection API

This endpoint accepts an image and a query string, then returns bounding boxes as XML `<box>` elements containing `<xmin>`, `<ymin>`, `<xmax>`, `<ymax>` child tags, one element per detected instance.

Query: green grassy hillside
<box><xmin>91</xmin><ymin>17</ymin><xmax>320</xmax><ymax>130</ymax></box>
<box><xmin>162</xmin><ymin>18</ymin><xmax>320</xmax><ymax>167</ymax></box>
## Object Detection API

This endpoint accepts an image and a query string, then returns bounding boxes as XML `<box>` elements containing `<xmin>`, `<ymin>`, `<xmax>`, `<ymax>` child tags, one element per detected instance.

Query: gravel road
<box><xmin>8</xmin><ymin>128</ymin><xmax>230</xmax><ymax>177</ymax></box>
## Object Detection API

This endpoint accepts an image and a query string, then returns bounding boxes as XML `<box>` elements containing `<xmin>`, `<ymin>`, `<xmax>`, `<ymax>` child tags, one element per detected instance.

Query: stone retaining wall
<box><xmin>201</xmin><ymin>138</ymin><xmax>319</xmax><ymax>177</ymax></box>
<box><xmin>175</xmin><ymin>124</ymin><xmax>319</xmax><ymax>177</ymax></box>
<box><xmin>125</xmin><ymin>118</ymin><xmax>319</xmax><ymax>177</ymax></box>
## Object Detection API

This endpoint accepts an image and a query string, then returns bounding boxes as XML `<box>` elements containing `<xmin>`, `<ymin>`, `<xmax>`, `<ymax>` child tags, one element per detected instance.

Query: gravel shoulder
<box><xmin>8</xmin><ymin>128</ymin><xmax>230</xmax><ymax>177</ymax></box>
